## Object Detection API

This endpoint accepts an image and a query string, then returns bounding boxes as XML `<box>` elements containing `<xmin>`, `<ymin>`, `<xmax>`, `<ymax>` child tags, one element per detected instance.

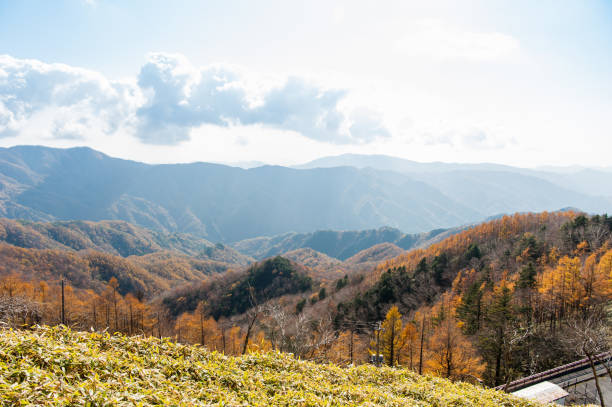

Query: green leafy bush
<box><xmin>0</xmin><ymin>326</ymin><xmax>543</xmax><ymax>406</ymax></box>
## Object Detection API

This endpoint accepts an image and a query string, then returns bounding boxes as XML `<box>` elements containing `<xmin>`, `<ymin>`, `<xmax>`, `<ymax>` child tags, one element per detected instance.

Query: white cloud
<box><xmin>135</xmin><ymin>53</ymin><xmax>377</xmax><ymax>144</ymax></box>
<box><xmin>0</xmin><ymin>55</ymin><xmax>140</xmax><ymax>140</ymax></box>
<box><xmin>349</xmin><ymin>108</ymin><xmax>390</xmax><ymax>142</ymax></box>
<box><xmin>395</xmin><ymin>20</ymin><xmax>520</xmax><ymax>61</ymax></box>
<box><xmin>0</xmin><ymin>53</ymin><xmax>390</xmax><ymax>146</ymax></box>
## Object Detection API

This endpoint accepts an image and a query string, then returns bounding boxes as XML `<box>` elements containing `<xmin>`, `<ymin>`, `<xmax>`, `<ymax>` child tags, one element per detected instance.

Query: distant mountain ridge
<box><xmin>0</xmin><ymin>146</ymin><xmax>609</xmax><ymax>243</ymax></box>
<box><xmin>0</xmin><ymin>146</ymin><xmax>479</xmax><ymax>241</ymax></box>
<box><xmin>297</xmin><ymin>153</ymin><xmax>612</xmax><ymax>200</ymax></box>
<box><xmin>295</xmin><ymin>153</ymin><xmax>517</xmax><ymax>173</ymax></box>
<box><xmin>232</xmin><ymin>226</ymin><xmax>455</xmax><ymax>261</ymax></box>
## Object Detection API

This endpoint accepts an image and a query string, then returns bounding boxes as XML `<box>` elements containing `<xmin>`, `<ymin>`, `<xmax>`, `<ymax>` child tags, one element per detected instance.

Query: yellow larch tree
<box><xmin>379</xmin><ymin>306</ymin><xmax>405</xmax><ymax>367</ymax></box>
<box><xmin>425</xmin><ymin>314</ymin><xmax>485</xmax><ymax>381</ymax></box>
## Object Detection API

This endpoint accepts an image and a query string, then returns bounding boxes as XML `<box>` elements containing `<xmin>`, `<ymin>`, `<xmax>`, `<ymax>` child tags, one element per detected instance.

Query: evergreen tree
<box><xmin>415</xmin><ymin>258</ymin><xmax>428</xmax><ymax>275</ymax></box>
<box><xmin>431</xmin><ymin>253</ymin><xmax>449</xmax><ymax>285</ymax></box>
<box><xmin>464</xmin><ymin>244</ymin><xmax>482</xmax><ymax>263</ymax></box>
<box><xmin>517</xmin><ymin>262</ymin><xmax>537</xmax><ymax>289</ymax></box>
<box><xmin>456</xmin><ymin>281</ymin><xmax>483</xmax><ymax>335</ymax></box>
<box><xmin>479</xmin><ymin>283</ymin><xmax>515</xmax><ymax>386</ymax></box>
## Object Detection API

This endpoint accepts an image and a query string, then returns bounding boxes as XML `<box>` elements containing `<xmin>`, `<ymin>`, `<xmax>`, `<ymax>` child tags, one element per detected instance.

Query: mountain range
<box><xmin>0</xmin><ymin>217</ymin><xmax>424</xmax><ymax>295</ymax></box>
<box><xmin>0</xmin><ymin>146</ymin><xmax>610</xmax><ymax>244</ymax></box>
<box><xmin>297</xmin><ymin>154</ymin><xmax>612</xmax><ymax>215</ymax></box>
<box><xmin>0</xmin><ymin>218</ymin><xmax>252</xmax><ymax>264</ymax></box>
<box><xmin>232</xmin><ymin>226</ymin><xmax>456</xmax><ymax>260</ymax></box>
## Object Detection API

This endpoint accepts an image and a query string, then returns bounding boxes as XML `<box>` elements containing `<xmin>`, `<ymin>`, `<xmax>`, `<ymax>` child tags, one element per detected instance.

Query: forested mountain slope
<box><xmin>0</xmin><ymin>243</ymin><xmax>230</xmax><ymax>296</ymax></box>
<box><xmin>0</xmin><ymin>218</ymin><xmax>252</xmax><ymax>264</ymax></box>
<box><xmin>0</xmin><ymin>146</ymin><xmax>478</xmax><ymax>241</ymax></box>
<box><xmin>161</xmin><ymin>256</ymin><xmax>313</xmax><ymax>318</ymax></box>
<box><xmin>336</xmin><ymin>211</ymin><xmax>612</xmax><ymax>385</ymax></box>
<box><xmin>233</xmin><ymin>226</ymin><xmax>456</xmax><ymax>260</ymax></box>
<box><xmin>1</xmin><ymin>146</ymin><xmax>609</xmax><ymax>243</ymax></box>
<box><xmin>2</xmin><ymin>210</ymin><xmax>609</xmax><ymax>394</ymax></box>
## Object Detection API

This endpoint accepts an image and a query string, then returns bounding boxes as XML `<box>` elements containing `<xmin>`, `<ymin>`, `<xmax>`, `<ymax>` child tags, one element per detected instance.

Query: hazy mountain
<box><xmin>0</xmin><ymin>146</ymin><xmax>480</xmax><ymax>241</ymax></box>
<box><xmin>281</xmin><ymin>248</ymin><xmax>344</xmax><ymax>279</ymax></box>
<box><xmin>219</xmin><ymin>160</ymin><xmax>267</xmax><ymax>169</ymax></box>
<box><xmin>232</xmin><ymin>226</ymin><xmax>454</xmax><ymax>261</ymax></box>
<box><xmin>298</xmin><ymin>153</ymin><xmax>612</xmax><ymax>210</ymax></box>
<box><xmin>280</xmin><ymin>243</ymin><xmax>407</xmax><ymax>280</ymax></box>
<box><xmin>295</xmin><ymin>153</ymin><xmax>515</xmax><ymax>173</ymax></box>
<box><xmin>0</xmin><ymin>146</ymin><xmax>608</xmax><ymax>244</ymax></box>
<box><xmin>409</xmin><ymin>170</ymin><xmax>610</xmax><ymax>216</ymax></box>
<box><xmin>529</xmin><ymin>168</ymin><xmax>612</xmax><ymax>198</ymax></box>
<box><xmin>343</xmin><ymin>242</ymin><xmax>405</xmax><ymax>266</ymax></box>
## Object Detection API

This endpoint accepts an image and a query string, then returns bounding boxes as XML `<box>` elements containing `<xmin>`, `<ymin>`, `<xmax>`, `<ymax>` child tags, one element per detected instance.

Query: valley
<box><xmin>0</xmin><ymin>148</ymin><xmax>610</xmax><ymax>406</ymax></box>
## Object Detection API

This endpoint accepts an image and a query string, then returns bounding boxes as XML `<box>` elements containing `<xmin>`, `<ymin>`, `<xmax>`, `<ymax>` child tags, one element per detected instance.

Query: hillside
<box><xmin>0</xmin><ymin>218</ymin><xmax>254</xmax><ymax>297</ymax></box>
<box><xmin>281</xmin><ymin>248</ymin><xmax>343</xmax><ymax>279</ymax></box>
<box><xmin>279</xmin><ymin>244</ymin><xmax>406</xmax><ymax>281</ymax></box>
<box><xmin>0</xmin><ymin>218</ymin><xmax>253</xmax><ymax>264</ymax></box>
<box><xmin>0</xmin><ymin>243</ymin><xmax>224</xmax><ymax>296</ymax></box>
<box><xmin>162</xmin><ymin>256</ymin><xmax>313</xmax><ymax>318</ymax></box>
<box><xmin>2</xmin><ymin>146</ymin><xmax>610</xmax><ymax>243</ymax></box>
<box><xmin>0</xmin><ymin>146</ymin><xmax>480</xmax><ymax>241</ymax></box>
<box><xmin>0</xmin><ymin>326</ymin><xmax>542</xmax><ymax>406</ymax></box>
<box><xmin>233</xmin><ymin>226</ymin><xmax>453</xmax><ymax>261</ymax></box>
<box><xmin>336</xmin><ymin>211</ymin><xmax>612</xmax><ymax>385</ymax></box>
<box><xmin>344</xmin><ymin>242</ymin><xmax>405</xmax><ymax>266</ymax></box>
<box><xmin>2</xmin><ymin>211</ymin><xmax>610</xmax><ymax>396</ymax></box>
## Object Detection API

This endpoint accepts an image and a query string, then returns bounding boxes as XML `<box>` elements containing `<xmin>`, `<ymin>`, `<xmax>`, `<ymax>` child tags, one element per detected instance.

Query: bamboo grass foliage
<box><xmin>0</xmin><ymin>326</ymin><xmax>543</xmax><ymax>406</ymax></box>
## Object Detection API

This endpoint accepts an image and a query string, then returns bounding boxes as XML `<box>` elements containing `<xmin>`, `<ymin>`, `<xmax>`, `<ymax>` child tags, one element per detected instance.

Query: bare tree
<box><xmin>242</xmin><ymin>286</ymin><xmax>262</xmax><ymax>355</ymax></box>
<box><xmin>305</xmin><ymin>312</ymin><xmax>337</xmax><ymax>361</ymax></box>
<box><xmin>585</xmin><ymin>221</ymin><xmax>609</xmax><ymax>250</ymax></box>
<box><xmin>0</xmin><ymin>295</ymin><xmax>42</xmax><ymax>328</ymax></box>
<box><xmin>263</xmin><ymin>302</ymin><xmax>290</xmax><ymax>352</ymax></box>
<box><xmin>562</xmin><ymin>311</ymin><xmax>610</xmax><ymax>407</ymax></box>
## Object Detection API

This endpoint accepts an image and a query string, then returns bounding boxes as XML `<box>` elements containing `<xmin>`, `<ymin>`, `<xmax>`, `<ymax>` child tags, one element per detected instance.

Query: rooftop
<box><xmin>512</xmin><ymin>381</ymin><xmax>569</xmax><ymax>404</ymax></box>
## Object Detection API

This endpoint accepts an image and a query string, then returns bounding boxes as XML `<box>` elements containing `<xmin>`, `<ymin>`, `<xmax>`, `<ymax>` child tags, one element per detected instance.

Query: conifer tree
<box><xmin>517</xmin><ymin>262</ymin><xmax>537</xmax><ymax>289</ymax></box>
<box><xmin>479</xmin><ymin>283</ymin><xmax>515</xmax><ymax>386</ymax></box>
<box><xmin>456</xmin><ymin>281</ymin><xmax>483</xmax><ymax>335</ymax></box>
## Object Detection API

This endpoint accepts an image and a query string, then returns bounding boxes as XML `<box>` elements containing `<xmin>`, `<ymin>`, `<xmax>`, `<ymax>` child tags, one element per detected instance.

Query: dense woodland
<box><xmin>337</xmin><ymin>212</ymin><xmax>612</xmax><ymax>385</ymax></box>
<box><xmin>1</xmin><ymin>211</ymin><xmax>610</xmax><ymax>390</ymax></box>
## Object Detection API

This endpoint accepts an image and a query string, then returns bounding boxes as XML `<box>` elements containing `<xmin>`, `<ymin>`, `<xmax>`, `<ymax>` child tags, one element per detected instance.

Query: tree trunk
<box><xmin>494</xmin><ymin>327</ymin><xmax>503</xmax><ymax>386</ymax></box>
<box><xmin>113</xmin><ymin>289</ymin><xmax>118</xmax><ymax>332</ymax></box>
<box><xmin>349</xmin><ymin>329</ymin><xmax>354</xmax><ymax>365</ymax></box>
<box><xmin>61</xmin><ymin>279</ymin><xmax>65</xmax><ymax>325</ymax></box>
<box><xmin>389</xmin><ymin>325</ymin><xmax>395</xmax><ymax>367</ymax></box>
<box><xmin>242</xmin><ymin>311</ymin><xmax>259</xmax><ymax>355</ymax></box>
<box><xmin>129</xmin><ymin>304</ymin><xmax>133</xmax><ymax>335</ymax></box>
<box><xmin>222</xmin><ymin>327</ymin><xmax>226</xmax><ymax>354</ymax></box>
<box><xmin>376</xmin><ymin>326</ymin><xmax>381</xmax><ymax>367</ymax></box>
<box><xmin>586</xmin><ymin>352</ymin><xmax>606</xmax><ymax>407</ymax></box>
<box><xmin>446</xmin><ymin>323</ymin><xmax>452</xmax><ymax>379</ymax></box>
<box><xmin>418</xmin><ymin>316</ymin><xmax>425</xmax><ymax>375</ymax></box>
<box><xmin>595</xmin><ymin>353</ymin><xmax>612</xmax><ymax>384</ymax></box>
<box><xmin>92</xmin><ymin>302</ymin><xmax>97</xmax><ymax>331</ymax></box>
<box><xmin>200</xmin><ymin>312</ymin><xmax>205</xmax><ymax>347</ymax></box>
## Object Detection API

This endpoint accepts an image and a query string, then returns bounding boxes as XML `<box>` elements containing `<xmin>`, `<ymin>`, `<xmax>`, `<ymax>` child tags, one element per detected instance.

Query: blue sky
<box><xmin>0</xmin><ymin>0</ymin><xmax>611</xmax><ymax>166</ymax></box>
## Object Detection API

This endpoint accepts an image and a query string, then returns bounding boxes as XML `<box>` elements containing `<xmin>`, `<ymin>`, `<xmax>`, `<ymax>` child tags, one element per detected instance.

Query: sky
<box><xmin>0</xmin><ymin>0</ymin><xmax>611</xmax><ymax>167</ymax></box>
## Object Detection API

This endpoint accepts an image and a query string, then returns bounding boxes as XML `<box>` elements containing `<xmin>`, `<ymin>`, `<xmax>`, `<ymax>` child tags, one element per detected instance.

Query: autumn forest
<box><xmin>1</xmin><ymin>211</ymin><xmax>610</xmax><ymax>394</ymax></box>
